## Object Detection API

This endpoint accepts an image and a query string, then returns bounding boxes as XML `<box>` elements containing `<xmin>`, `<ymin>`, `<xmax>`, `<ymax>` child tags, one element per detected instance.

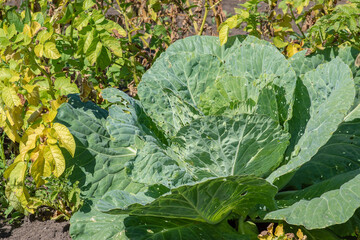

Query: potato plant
<box><xmin>0</xmin><ymin>5</ymin><xmax>77</xmax><ymax>214</ymax></box>
<box><xmin>219</xmin><ymin>0</ymin><xmax>360</xmax><ymax>57</ymax></box>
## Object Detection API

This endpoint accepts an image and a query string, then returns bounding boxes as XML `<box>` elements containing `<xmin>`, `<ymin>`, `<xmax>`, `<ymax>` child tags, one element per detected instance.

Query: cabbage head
<box><xmin>56</xmin><ymin>35</ymin><xmax>360</xmax><ymax>240</ymax></box>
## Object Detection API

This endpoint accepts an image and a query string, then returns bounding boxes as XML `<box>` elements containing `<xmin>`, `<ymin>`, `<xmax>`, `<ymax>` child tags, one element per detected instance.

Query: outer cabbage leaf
<box><xmin>267</xmin><ymin>58</ymin><xmax>355</xmax><ymax>184</ymax></box>
<box><xmin>56</xmin><ymin>94</ymin><xmax>163</xmax><ymax>239</ymax></box>
<box><xmin>290</xmin><ymin>47</ymin><xmax>360</xmax><ymax>122</ymax></box>
<box><xmin>267</xmin><ymin>119</ymin><xmax>360</xmax><ymax>231</ymax></box>
<box><xmin>70</xmin><ymin>202</ymin><xmax>129</xmax><ymax>240</ymax></box>
<box><xmin>290</xmin><ymin>47</ymin><xmax>359</xmax><ymax>82</ymax></box>
<box><xmin>265</xmin><ymin>174</ymin><xmax>360</xmax><ymax>229</ymax></box>
<box><xmin>329</xmin><ymin>209</ymin><xmax>360</xmax><ymax>237</ymax></box>
<box><xmin>161</xmin><ymin>35</ymin><xmax>270</xmax><ymax>60</ymax></box>
<box><xmin>98</xmin><ymin>176</ymin><xmax>277</xmax><ymax>224</ymax></box>
<box><xmin>286</xmin><ymin>119</ymin><xmax>360</xmax><ymax>189</ymax></box>
<box><xmin>284</xmin><ymin>47</ymin><xmax>360</xmax><ymax>175</ymax></box>
<box><xmin>56</xmin><ymin>96</ymin><xmax>141</xmax><ymax>198</ymax></box>
<box><xmin>122</xmin><ymin>216</ymin><xmax>249</xmax><ymax>240</ymax></box>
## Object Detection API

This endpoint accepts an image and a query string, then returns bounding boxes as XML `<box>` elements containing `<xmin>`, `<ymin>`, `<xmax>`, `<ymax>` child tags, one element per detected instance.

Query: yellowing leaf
<box><xmin>47</xmin><ymin>135</ymin><xmax>58</xmax><ymax>145</ymax></box>
<box><xmin>102</xmin><ymin>35</ymin><xmax>122</xmax><ymax>57</ymax></box>
<box><xmin>27</xmin><ymin>87</ymin><xmax>40</xmax><ymax>106</ymax></box>
<box><xmin>296</xmin><ymin>5</ymin><xmax>304</xmax><ymax>14</ymax></box>
<box><xmin>6</xmin><ymin>106</ymin><xmax>23</xmax><ymax>129</ymax></box>
<box><xmin>101</xmin><ymin>20</ymin><xmax>127</xmax><ymax>37</ymax></box>
<box><xmin>53</xmin><ymin>123</ymin><xmax>76</xmax><ymax>157</ymax></box>
<box><xmin>9</xmin><ymin>70</ymin><xmax>20</xmax><ymax>83</ymax></box>
<box><xmin>0</xmin><ymin>68</ymin><xmax>12</xmax><ymax>82</ymax></box>
<box><xmin>51</xmin><ymin>96</ymin><xmax>67</xmax><ymax>110</ymax></box>
<box><xmin>42</xmin><ymin>109</ymin><xmax>58</xmax><ymax>123</ymax></box>
<box><xmin>286</xmin><ymin>43</ymin><xmax>303</xmax><ymax>58</ymax></box>
<box><xmin>34</xmin><ymin>44</ymin><xmax>44</xmax><ymax>58</ymax></box>
<box><xmin>86</xmin><ymin>41</ymin><xmax>102</xmax><ymax>65</ymax></box>
<box><xmin>238</xmin><ymin>9</ymin><xmax>249</xmax><ymax>19</ymax></box>
<box><xmin>83</xmin><ymin>0</ymin><xmax>96</xmax><ymax>10</ymax></box>
<box><xmin>31</xmin><ymin>21</ymin><xmax>41</xmax><ymax>36</ymax></box>
<box><xmin>225</xmin><ymin>15</ymin><xmax>239</xmax><ymax>29</ymax></box>
<box><xmin>6</xmin><ymin>184</ymin><xmax>32</xmax><ymax>213</ymax></box>
<box><xmin>79</xmin><ymin>78</ymin><xmax>94</xmax><ymax>101</ymax></box>
<box><xmin>23</xmin><ymin>84</ymin><xmax>38</xmax><ymax>93</ymax></box>
<box><xmin>26</xmin><ymin>106</ymin><xmax>42</xmax><ymax>125</ymax></box>
<box><xmin>274</xmin><ymin>224</ymin><xmax>284</xmax><ymax>237</ymax></box>
<box><xmin>2</xmin><ymin>86</ymin><xmax>21</xmax><ymax>108</ymax></box>
<box><xmin>296</xmin><ymin>229</ymin><xmax>305</xmax><ymax>239</ymax></box>
<box><xmin>316</xmin><ymin>43</ymin><xmax>325</xmax><ymax>50</ymax></box>
<box><xmin>273</xmin><ymin>36</ymin><xmax>288</xmax><ymax>48</ymax></box>
<box><xmin>30</xmin><ymin>145</ymin><xmax>51</xmax><ymax>186</ymax></box>
<box><xmin>4</xmin><ymin>160</ymin><xmax>31</xmax><ymax>213</ymax></box>
<box><xmin>37</xmin><ymin>30</ymin><xmax>52</xmax><ymax>44</ymax></box>
<box><xmin>267</xmin><ymin>223</ymin><xmax>274</xmax><ymax>236</ymax></box>
<box><xmin>23</xmin><ymin>24</ymin><xmax>32</xmax><ymax>37</ymax></box>
<box><xmin>44</xmin><ymin>144</ymin><xmax>65</xmax><ymax>177</ymax></box>
<box><xmin>3</xmin><ymin>122</ymin><xmax>20</xmax><ymax>142</ymax></box>
<box><xmin>4</xmin><ymin>161</ymin><xmax>27</xmax><ymax>197</ymax></box>
<box><xmin>43</xmin><ymin>42</ymin><xmax>61</xmax><ymax>59</ymax></box>
<box><xmin>5</xmin><ymin>110</ymin><xmax>15</xmax><ymax>126</ymax></box>
<box><xmin>23</xmin><ymin>68</ymin><xmax>35</xmax><ymax>83</ymax></box>
<box><xmin>84</xmin><ymin>29</ymin><xmax>95</xmax><ymax>53</ymax></box>
<box><xmin>0</xmin><ymin>105</ymin><xmax>6</xmax><ymax>126</ymax></box>
<box><xmin>20</xmin><ymin>124</ymin><xmax>45</xmax><ymax>155</ymax></box>
<box><xmin>219</xmin><ymin>24</ymin><xmax>229</xmax><ymax>46</ymax></box>
<box><xmin>149</xmin><ymin>8</ymin><xmax>157</xmax><ymax>21</ymax></box>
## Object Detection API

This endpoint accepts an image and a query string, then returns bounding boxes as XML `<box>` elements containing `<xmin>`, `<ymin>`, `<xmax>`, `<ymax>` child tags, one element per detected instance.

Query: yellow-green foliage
<box><xmin>258</xmin><ymin>224</ymin><xmax>307</xmax><ymax>240</ymax></box>
<box><xmin>0</xmin><ymin>7</ymin><xmax>77</xmax><ymax>213</ymax></box>
<box><xmin>219</xmin><ymin>0</ymin><xmax>360</xmax><ymax>57</ymax></box>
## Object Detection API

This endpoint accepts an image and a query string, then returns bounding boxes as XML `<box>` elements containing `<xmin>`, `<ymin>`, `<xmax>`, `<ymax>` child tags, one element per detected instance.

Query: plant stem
<box><xmin>0</xmin><ymin>130</ymin><xmax>6</xmax><ymax>167</ymax></box>
<box><xmin>210</xmin><ymin>0</ymin><xmax>223</xmax><ymax>9</ymax></box>
<box><xmin>350</xmin><ymin>29</ymin><xmax>360</xmax><ymax>44</ymax></box>
<box><xmin>185</xmin><ymin>0</ymin><xmax>199</xmax><ymax>34</ymax></box>
<box><xmin>30</xmin><ymin>0</ymin><xmax>34</xmax><ymax>12</ymax></box>
<box><xmin>198</xmin><ymin>0</ymin><xmax>210</xmax><ymax>35</ymax></box>
<box><xmin>208</xmin><ymin>0</ymin><xmax>222</xmax><ymax>31</ymax></box>
<box><xmin>289</xmin><ymin>5</ymin><xmax>306</xmax><ymax>39</ymax></box>
<box><xmin>115</xmin><ymin>0</ymin><xmax>132</xmax><ymax>42</ymax></box>
<box><xmin>114</xmin><ymin>0</ymin><xmax>139</xmax><ymax>84</ymax></box>
<box><xmin>238</xmin><ymin>216</ymin><xmax>246</xmax><ymax>234</ymax></box>
<box><xmin>69</xmin><ymin>0</ymin><xmax>76</xmax><ymax>48</ymax></box>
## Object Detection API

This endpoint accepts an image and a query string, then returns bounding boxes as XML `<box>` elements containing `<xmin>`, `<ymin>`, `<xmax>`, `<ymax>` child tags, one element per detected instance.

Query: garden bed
<box><xmin>1</xmin><ymin>0</ymin><xmax>358</xmax><ymax>239</ymax></box>
<box><xmin>0</xmin><ymin>217</ymin><xmax>70</xmax><ymax>240</ymax></box>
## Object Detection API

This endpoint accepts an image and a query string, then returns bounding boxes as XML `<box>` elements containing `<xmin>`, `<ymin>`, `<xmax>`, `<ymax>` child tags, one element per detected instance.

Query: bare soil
<box><xmin>0</xmin><ymin>217</ymin><xmax>70</xmax><ymax>240</ymax></box>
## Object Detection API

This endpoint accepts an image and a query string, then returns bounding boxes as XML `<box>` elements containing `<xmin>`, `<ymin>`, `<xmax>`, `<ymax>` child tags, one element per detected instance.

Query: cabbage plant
<box><xmin>56</xmin><ymin>35</ymin><xmax>360</xmax><ymax>239</ymax></box>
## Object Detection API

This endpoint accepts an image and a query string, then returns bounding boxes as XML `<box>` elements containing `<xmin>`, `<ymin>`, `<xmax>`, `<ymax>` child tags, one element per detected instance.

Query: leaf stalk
<box><xmin>198</xmin><ymin>0</ymin><xmax>210</xmax><ymax>35</ymax></box>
